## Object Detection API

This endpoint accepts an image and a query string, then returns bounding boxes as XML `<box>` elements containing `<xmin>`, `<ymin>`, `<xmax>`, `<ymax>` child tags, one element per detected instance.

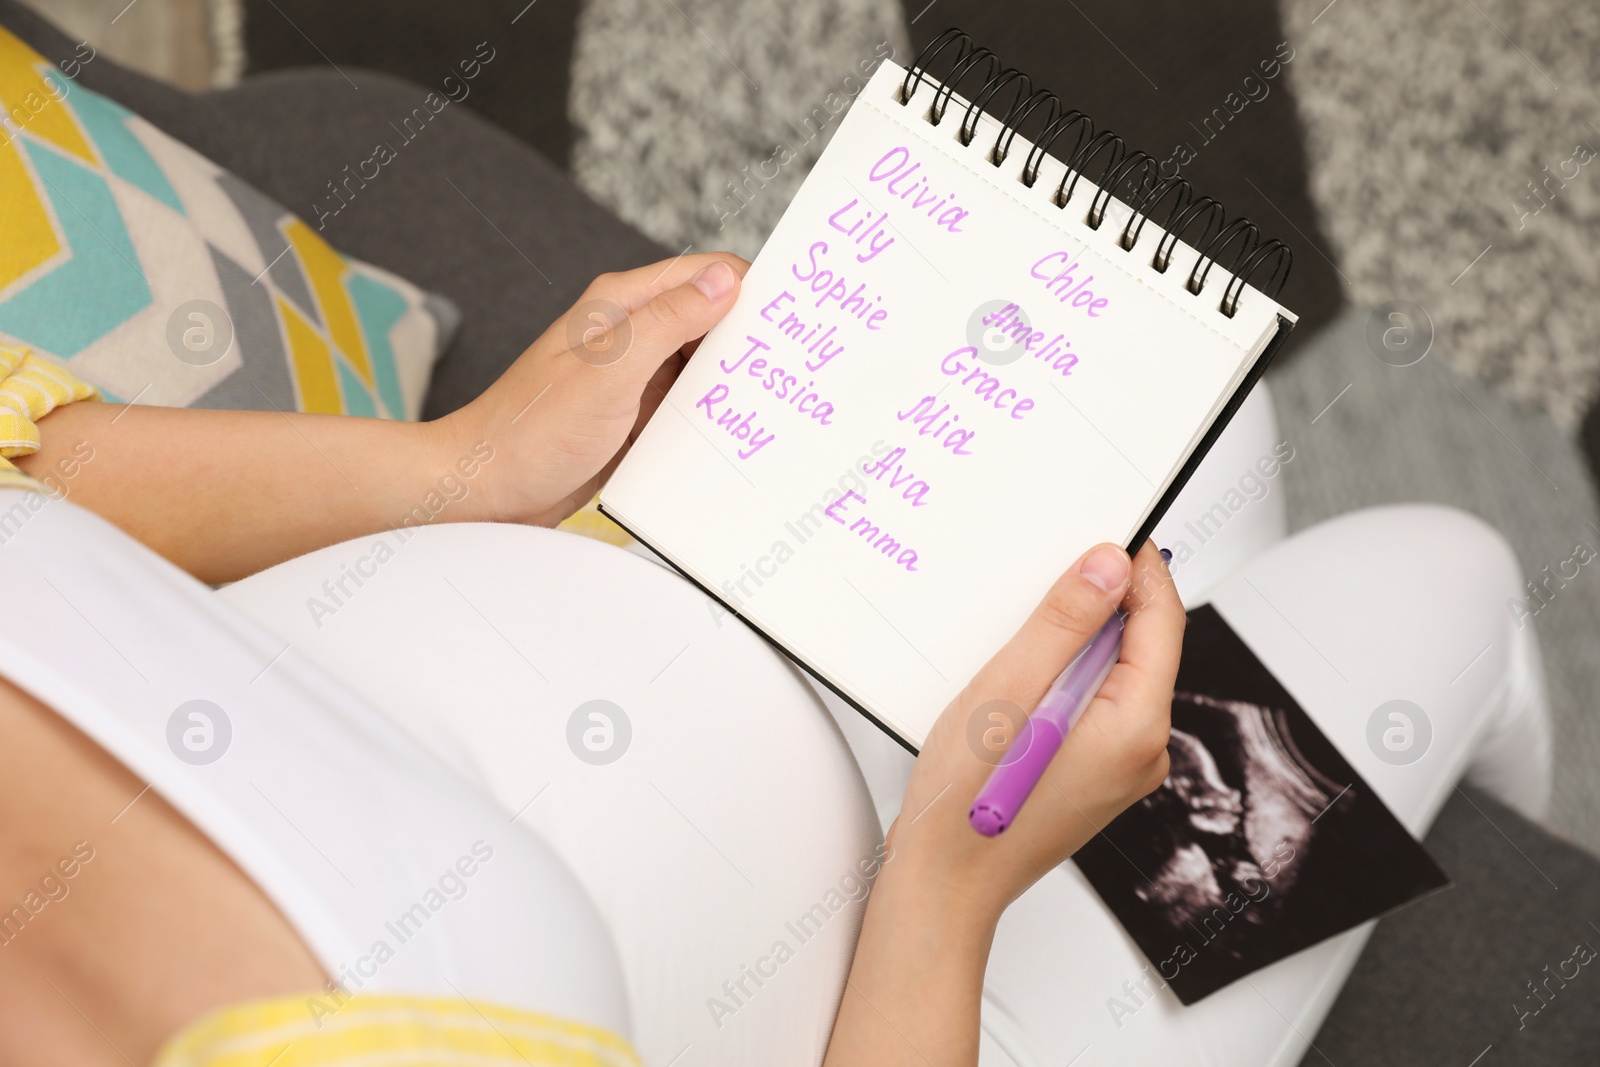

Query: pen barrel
<box><xmin>968</xmin><ymin>715</ymin><xmax>1067</xmax><ymax>837</ymax></box>
<box><xmin>967</xmin><ymin>614</ymin><xmax>1125</xmax><ymax>837</ymax></box>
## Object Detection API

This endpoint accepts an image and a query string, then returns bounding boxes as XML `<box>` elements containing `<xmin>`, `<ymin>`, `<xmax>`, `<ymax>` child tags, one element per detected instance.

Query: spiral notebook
<box><xmin>600</xmin><ymin>34</ymin><xmax>1297</xmax><ymax>750</ymax></box>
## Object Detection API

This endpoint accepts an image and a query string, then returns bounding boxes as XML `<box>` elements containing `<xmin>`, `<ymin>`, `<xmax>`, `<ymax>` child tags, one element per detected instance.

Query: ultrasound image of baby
<box><xmin>1130</xmin><ymin>692</ymin><xmax>1347</xmax><ymax>959</ymax></box>
<box><xmin>1073</xmin><ymin>605</ymin><xmax>1449</xmax><ymax>1003</ymax></box>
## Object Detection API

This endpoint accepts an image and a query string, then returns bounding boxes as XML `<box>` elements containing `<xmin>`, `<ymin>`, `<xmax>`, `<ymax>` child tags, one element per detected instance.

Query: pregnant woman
<box><xmin>0</xmin><ymin>247</ymin><xmax>1553</xmax><ymax>1067</ymax></box>
<box><xmin>0</xmin><ymin>246</ymin><xmax>1556</xmax><ymax>1067</ymax></box>
<box><xmin>0</xmin><ymin>253</ymin><xmax>1187</xmax><ymax>1066</ymax></box>
<box><xmin>0</xmin><ymin>0</ymin><xmax>1557</xmax><ymax>1056</ymax></box>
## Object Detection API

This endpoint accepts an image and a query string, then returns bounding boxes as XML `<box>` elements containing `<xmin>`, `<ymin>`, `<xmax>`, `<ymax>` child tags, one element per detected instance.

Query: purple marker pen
<box><xmin>968</xmin><ymin>546</ymin><xmax>1167</xmax><ymax>837</ymax></box>
<box><xmin>968</xmin><ymin>612</ymin><xmax>1125</xmax><ymax>836</ymax></box>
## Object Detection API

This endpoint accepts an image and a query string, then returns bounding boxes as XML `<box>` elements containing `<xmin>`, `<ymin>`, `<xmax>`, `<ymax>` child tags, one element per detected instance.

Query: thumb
<box><xmin>958</xmin><ymin>543</ymin><xmax>1131</xmax><ymax>720</ymax></box>
<box><xmin>576</xmin><ymin>260</ymin><xmax>741</xmax><ymax>388</ymax></box>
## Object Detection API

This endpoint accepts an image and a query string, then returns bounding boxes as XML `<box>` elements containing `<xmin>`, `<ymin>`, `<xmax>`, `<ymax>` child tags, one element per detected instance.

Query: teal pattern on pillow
<box><xmin>0</xmin><ymin>26</ymin><xmax>456</xmax><ymax>418</ymax></box>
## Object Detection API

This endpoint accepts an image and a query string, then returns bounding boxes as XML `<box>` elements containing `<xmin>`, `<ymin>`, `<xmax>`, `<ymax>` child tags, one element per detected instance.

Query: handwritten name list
<box><xmin>692</xmin><ymin>142</ymin><xmax>1112</xmax><ymax>575</ymax></box>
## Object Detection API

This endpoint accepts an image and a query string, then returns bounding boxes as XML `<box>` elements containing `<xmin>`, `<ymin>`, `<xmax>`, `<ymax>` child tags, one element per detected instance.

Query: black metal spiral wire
<box><xmin>900</xmin><ymin>29</ymin><xmax>1292</xmax><ymax>319</ymax></box>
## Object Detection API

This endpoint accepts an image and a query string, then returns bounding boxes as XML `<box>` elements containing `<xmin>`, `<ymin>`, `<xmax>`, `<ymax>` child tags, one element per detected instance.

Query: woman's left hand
<box><xmin>16</xmin><ymin>253</ymin><xmax>746</xmax><ymax>583</ymax></box>
<box><xmin>441</xmin><ymin>252</ymin><xmax>748</xmax><ymax>527</ymax></box>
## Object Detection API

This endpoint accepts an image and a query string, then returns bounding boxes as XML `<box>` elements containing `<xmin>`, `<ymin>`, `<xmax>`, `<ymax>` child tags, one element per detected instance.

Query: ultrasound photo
<box><xmin>1072</xmin><ymin>604</ymin><xmax>1450</xmax><ymax>1004</ymax></box>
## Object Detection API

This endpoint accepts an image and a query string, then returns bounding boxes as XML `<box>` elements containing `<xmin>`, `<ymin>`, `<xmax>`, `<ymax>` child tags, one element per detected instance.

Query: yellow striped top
<box><xmin>154</xmin><ymin>992</ymin><xmax>642</xmax><ymax>1067</ymax></box>
<box><xmin>0</xmin><ymin>346</ymin><xmax>99</xmax><ymax>491</ymax></box>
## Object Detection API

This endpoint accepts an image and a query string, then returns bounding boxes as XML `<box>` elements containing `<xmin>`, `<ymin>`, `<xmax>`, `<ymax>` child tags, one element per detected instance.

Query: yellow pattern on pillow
<box><xmin>0</xmin><ymin>26</ymin><xmax>451</xmax><ymax>420</ymax></box>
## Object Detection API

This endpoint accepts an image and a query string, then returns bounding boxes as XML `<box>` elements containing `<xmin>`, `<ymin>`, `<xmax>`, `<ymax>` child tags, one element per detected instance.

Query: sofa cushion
<box><xmin>0</xmin><ymin>24</ymin><xmax>453</xmax><ymax>418</ymax></box>
<box><xmin>1305</xmin><ymin>786</ymin><xmax>1600</xmax><ymax>1065</ymax></box>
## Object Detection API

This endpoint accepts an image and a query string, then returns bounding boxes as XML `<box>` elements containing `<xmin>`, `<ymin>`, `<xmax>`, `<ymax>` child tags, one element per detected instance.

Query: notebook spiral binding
<box><xmin>900</xmin><ymin>29</ymin><xmax>1293</xmax><ymax>320</ymax></box>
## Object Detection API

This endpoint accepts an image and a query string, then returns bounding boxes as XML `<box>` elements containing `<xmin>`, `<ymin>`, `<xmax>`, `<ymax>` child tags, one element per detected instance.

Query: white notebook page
<box><xmin>601</xmin><ymin>59</ymin><xmax>1293</xmax><ymax>748</ymax></box>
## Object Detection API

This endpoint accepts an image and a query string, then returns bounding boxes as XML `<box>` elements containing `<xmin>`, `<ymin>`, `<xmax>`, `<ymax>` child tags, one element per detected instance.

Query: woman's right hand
<box><xmin>824</xmin><ymin>540</ymin><xmax>1184</xmax><ymax>1066</ymax></box>
<box><xmin>886</xmin><ymin>539</ymin><xmax>1183</xmax><ymax>921</ymax></box>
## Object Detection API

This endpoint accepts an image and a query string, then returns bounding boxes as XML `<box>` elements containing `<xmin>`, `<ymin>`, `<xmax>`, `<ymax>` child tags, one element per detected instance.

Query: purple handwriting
<box><xmin>1030</xmin><ymin>252</ymin><xmax>1109</xmax><ymax>317</ymax></box>
<box><xmin>894</xmin><ymin>396</ymin><xmax>977</xmax><ymax>455</ymax></box>
<box><xmin>792</xmin><ymin>242</ymin><xmax>892</xmax><ymax>326</ymax></box>
<box><xmin>757</xmin><ymin>292</ymin><xmax>847</xmax><ymax>371</ymax></box>
<box><xmin>824</xmin><ymin>489</ymin><xmax>921</xmax><ymax>571</ymax></box>
<box><xmin>862</xmin><ymin>446</ymin><xmax>933</xmax><ymax>506</ymax></box>
<box><xmin>695</xmin><ymin>383</ymin><xmax>776</xmax><ymax>459</ymax></box>
<box><xmin>868</xmin><ymin>146</ymin><xmax>970</xmax><ymax>234</ymax></box>
<box><xmin>938</xmin><ymin>347</ymin><xmax>1036</xmax><ymax>419</ymax></box>
<box><xmin>828</xmin><ymin>198</ymin><xmax>896</xmax><ymax>263</ymax></box>
<box><xmin>719</xmin><ymin>336</ymin><xmax>838</xmax><ymax>425</ymax></box>
<box><xmin>979</xmin><ymin>305</ymin><xmax>1080</xmax><ymax>377</ymax></box>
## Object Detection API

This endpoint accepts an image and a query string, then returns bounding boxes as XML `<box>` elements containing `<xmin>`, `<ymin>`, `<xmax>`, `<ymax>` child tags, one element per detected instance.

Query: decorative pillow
<box><xmin>0</xmin><ymin>27</ymin><xmax>455</xmax><ymax>420</ymax></box>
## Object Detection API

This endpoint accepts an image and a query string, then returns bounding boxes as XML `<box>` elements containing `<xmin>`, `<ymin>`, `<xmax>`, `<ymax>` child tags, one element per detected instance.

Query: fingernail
<box><xmin>1159</xmin><ymin>547</ymin><xmax>1172</xmax><ymax>563</ymax></box>
<box><xmin>691</xmin><ymin>261</ymin><xmax>737</xmax><ymax>301</ymax></box>
<box><xmin>1080</xmin><ymin>545</ymin><xmax>1130</xmax><ymax>593</ymax></box>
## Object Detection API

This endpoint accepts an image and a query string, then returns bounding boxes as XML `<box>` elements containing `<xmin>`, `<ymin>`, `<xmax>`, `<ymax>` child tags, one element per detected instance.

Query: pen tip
<box><xmin>969</xmin><ymin>804</ymin><xmax>1009</xmax><ymax>837</ymax></box>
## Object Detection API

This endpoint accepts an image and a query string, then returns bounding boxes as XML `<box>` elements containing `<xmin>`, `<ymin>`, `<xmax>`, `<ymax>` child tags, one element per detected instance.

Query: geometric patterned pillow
<box><xmin>0</xmin><ymin>26</ymin><xmax>455</xmax><ymax>420</ymax></box>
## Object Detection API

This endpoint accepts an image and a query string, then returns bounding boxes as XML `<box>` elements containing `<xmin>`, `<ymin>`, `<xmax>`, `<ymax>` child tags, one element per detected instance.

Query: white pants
<box><xmin>205</xmin><ymin>385</ymin><xmax>1554</xmax><ymax>1067</ymax></box>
